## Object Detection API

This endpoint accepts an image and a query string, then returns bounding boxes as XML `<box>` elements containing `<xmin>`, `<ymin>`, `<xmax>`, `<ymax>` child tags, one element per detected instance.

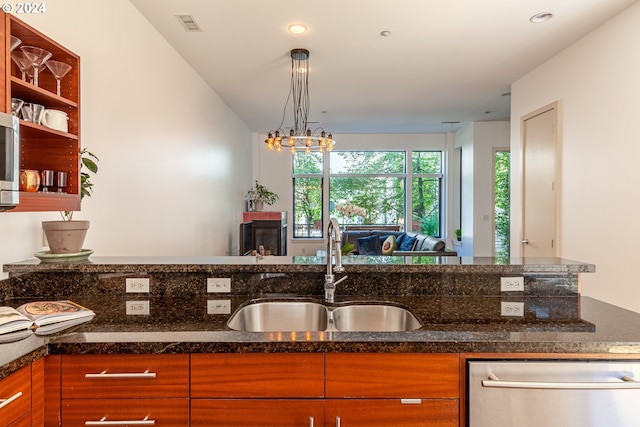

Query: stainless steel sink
<box><xmin>226</xmin><ymin>301</ymin><xmax>328</xmax><ymax>332</ymax></box>
<box><xmin>332</xmin><ymin>304</ymin><xmax>422</xmax><ymax>332</ymax></box>
<box><xmin>227</xmin><ymin>300</ymin><xmax>422</xmax><ymax>332</ymax></box>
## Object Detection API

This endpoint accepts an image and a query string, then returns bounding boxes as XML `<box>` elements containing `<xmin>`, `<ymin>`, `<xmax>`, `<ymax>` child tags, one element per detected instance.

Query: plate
<box><xmin>34</xmin><ymin>249</ymin><xmax>93</xmax><ymax>263</ymax></box>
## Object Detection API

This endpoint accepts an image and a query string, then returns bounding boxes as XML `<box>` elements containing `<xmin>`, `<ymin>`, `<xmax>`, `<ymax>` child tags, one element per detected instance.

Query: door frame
<box><xmin>520</xmin><ymin>101</ymin><xmax>561</xmax><ymax>257</ymax></box>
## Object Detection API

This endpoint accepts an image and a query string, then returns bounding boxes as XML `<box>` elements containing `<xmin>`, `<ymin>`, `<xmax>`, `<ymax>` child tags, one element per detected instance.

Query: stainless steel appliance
<box><xmin>0</xmin><ymin>111</ymin><xmax>20</xmax><ymax>210</ymax></box>
<box><xmin>468</xmin><ymin>360</ymin><xmax>640</xmax><ymax>427</ymax></box>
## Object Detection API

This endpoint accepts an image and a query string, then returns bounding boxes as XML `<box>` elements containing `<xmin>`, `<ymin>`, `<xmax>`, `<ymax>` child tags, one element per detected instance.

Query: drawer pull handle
<box><xmin>309</xmin><ymin>416</ymin><xmax>314</xmax><ymax>427</ymax></box>
<box><xmin>483</xmin><ymin>373</ymin><xmax>640</xmax><ymax>390</ymax></box>
<box><xmin>0</xmin><ymin>391</ymin><xmax>22</xmax><ymax>409</ymax></box>
<box><xmin>85</xmin><ymin>416</ymin><xmax>155</xmax><ymax>425</ymax></box>
<box><xmin>336</xmin><ymin>416</ymin><xmax>341</xmax><ymax>427</ymax></box>
<box><xmin>85</xmin><ymin>370</ymin><xmax>157</xmax><ymax>379</ymax></box>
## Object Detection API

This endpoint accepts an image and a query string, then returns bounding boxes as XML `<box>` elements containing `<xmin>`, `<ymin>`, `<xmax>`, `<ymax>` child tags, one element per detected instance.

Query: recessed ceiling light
<box><xmin>380</xmin><ymin>30</ymin><xmax>391</xmax><ymax>37</ymax></box>
<box><xmin>530</xmin><ymin>12</ymin><xmax>553</xmax><ymax>23</ymax></box>
<box><xmin>288</xmin><ymin>24</ymin><xmax>307</xmax><ymax>34</ymax></box>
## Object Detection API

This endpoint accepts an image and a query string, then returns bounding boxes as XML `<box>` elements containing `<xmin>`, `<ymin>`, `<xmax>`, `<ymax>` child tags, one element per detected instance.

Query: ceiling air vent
<box><xmin>175</xmin><ymin>14</ymin><xmax>202</xmax><ymax>32</ymax></box>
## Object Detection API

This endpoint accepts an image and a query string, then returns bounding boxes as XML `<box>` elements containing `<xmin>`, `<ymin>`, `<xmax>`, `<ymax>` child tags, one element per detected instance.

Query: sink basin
<box><xmin>226</xmin><ymin>301</ymin><xmax>328</xmax><ymax>332</ymax></box>
<box><xmin>227</xmin><ymin>300</ymin><xmax>422</xmax><ymax>332</ymax></box>
<box><xmin>332</xmin><ymin>304</ymin><xmax>422</xmax><ymax>332</ymax></box>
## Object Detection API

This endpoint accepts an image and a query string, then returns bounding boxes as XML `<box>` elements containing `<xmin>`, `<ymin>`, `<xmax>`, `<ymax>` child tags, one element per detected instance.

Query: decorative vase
<box><xmin>19</xmin><ymin>169</ymin><xmax>40</xmax><ymax>192</ymax></box>
<box><xmin>254</xmin><ymin>200</ymin><xmax>264</xmax><ymax>212</ymax></box>
<box><xmin>42</xmin><ymin>220</ymin><xmax>90</xmax><ymax>254</ymax></box>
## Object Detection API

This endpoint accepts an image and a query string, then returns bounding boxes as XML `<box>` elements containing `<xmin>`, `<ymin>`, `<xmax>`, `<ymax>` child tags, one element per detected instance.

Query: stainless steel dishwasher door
<box><xmin>468</xmin><ymin>360</ymin><xmax>640</xmax><ymax>427</ymax></box>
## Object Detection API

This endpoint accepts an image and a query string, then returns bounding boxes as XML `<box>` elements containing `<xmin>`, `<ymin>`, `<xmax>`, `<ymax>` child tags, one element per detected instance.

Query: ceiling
<box><xmin>129</xmin><ymin>0</ymin><xmax>638</xmax><ymax>134</ymax></box>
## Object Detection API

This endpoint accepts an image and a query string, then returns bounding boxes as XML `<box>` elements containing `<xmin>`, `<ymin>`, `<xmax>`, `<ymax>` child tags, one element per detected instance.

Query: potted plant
<box><xmin>455</xmin><ymin>228</ymin><xmax>462</xmax><ymax>241</ymax></box>
<box><xmin>42</xmin><ymin>148</ymin><xmax>99</xmax><ymax>254</ymax></box>
<box><xmin>246</xmin><ymin>180</ymin><xmax>278</xmax><ymax>211</ymax></box>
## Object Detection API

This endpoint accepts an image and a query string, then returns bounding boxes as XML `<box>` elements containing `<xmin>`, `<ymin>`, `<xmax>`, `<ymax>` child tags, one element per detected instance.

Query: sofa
<box><xmin>341</xmin><ymin>229</ymin><xmax>457</xmax><ymax>256</ymax></box>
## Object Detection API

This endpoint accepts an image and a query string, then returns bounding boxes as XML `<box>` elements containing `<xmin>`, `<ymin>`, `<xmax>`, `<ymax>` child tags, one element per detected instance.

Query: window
<box><xmin>292</xmin><ymin>152</ymin><xmax>323</xmax><ymax>238</ymax></box>
<box><xmin>411</xmin><ymin>151</ymin><xmax>443</xmax><ymax>236</ymax></box>
<box><xmin>494</xmin><ymin>149</ymin><xmax>510</xmax><ymax>257</ymax></box>
<box><xmin>292</xmin><ymin>150</ymin><xmax>443</xmax><ymax>239</ymax></box>
<box><xmin>330</xmin><ymin>151</ymin><xmax>405</xmax><ymax>227</ymax></box>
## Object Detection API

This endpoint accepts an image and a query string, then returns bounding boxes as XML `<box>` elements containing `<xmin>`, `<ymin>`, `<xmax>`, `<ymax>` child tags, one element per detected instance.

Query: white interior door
<box><xmin>522</xmin><ymin>104</ymin><xmax>558</xmax><ymax>257</ymax></box>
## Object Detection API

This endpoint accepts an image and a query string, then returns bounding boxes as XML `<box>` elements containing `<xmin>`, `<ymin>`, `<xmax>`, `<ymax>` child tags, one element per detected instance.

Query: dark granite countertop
<box><xmin>2</xmin><ymin>294</ymin><xmax>639</xmax><ymax>381</ymax></box>
<box><xmin>3</xmin><ymin>255</ymin><xmax>596</xmax><ymax>274</ymax></box>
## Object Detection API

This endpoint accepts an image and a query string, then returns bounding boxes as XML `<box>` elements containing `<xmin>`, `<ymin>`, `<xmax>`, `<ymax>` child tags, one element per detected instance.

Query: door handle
<box><xmin>482</xmin><ymin>373</ymin><xmax>640</xmax><ymax>390</ymax></box>
<box><xmin>521</xmin><ymin>239</ymin><xmax>529</xmax><ymax>245</ymax></box>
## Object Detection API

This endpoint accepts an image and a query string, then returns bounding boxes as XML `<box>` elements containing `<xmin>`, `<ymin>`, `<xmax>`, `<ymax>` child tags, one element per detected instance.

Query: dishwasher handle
<box><xmin>482</xmin><ymin>373</ymin><xmax>640</xmax><ymax>390</ymax></box>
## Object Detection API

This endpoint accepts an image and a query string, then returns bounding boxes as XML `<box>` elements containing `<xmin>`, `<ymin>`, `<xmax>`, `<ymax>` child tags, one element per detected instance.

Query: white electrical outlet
<box><xmin>207</xmin><ymin>299</ymin><xmax>231</xmax><ymax>315</ymax></box>
<box><xmin>207</xmin><ymin>278</ymin><xmax>231</xmax><ymax>293</ymax></box>
<box><xmin>500</xmin><ymin>276</ymin><xmax>524</xmax><ymax>292</ymax></box>
<box><xmin>501</xmin><ymin>301</ymin><xmax>524</xmax><ymax>317</ymax></box>
<box><xmin>126</xmin><ymin>278</ymin><xmax>150</xmax><ymax>293</ymax></box>
<box><xmin>126</xmin><ymin>300</ymin><xmax>150</xmax><ymax>315</ymax></box>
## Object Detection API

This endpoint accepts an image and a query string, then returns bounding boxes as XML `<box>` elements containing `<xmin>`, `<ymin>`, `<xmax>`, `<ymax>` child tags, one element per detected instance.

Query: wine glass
<box><xmin>10</xmin><ymin>35</ymin><xmax>21</xmax><ymax>51</ymax></box>
<box><xmin>45</xmin><ymin>60</ymin><xmax>72</xmax><ymax>96</ymax></box>
<box><xmin>11</xmin><ymin>51</ymin><xmax>31</xmax><ymax>80</ymax></box>
<box><xmin>20</xmin><ymin>46</ymin><xmax>52</xmax><ymax>87</ymax></box>
<box><xmin>25</xmin><ymin>63</ymin><xmax>46</xmax><ymax>86</ymax></box>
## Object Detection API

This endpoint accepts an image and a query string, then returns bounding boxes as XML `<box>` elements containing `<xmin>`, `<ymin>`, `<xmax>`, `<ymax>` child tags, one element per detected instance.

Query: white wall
<box><xmin>0</xmin><ymin>0</ymin><xmax>252</xmax><ymax>275</ymax></box>
<box><xmin>253</xmin><ymin>132</ymin><xmax>454</xmax><ymax>256</ymax></box>
<box><xmin>511</xmin><ymin>2</ymin><xmax>640</xmax><ymax>312</ymax></box>
<box><xmin>455</xmin><ymin>122</ymin><xmax>510</xmax><ymax>256</ymax></box>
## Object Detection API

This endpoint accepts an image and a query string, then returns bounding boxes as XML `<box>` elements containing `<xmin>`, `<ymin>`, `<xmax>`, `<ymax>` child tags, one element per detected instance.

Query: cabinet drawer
<box><xmin>0</xmin><ymin>365</ymin><xmax>31</xmax><ymax>426</ymax></box>
<box><xmin>62</xmin><ymin>398</ymin><xmax>188</xmax><ymax>426</ymax></box>
<box><xmin>326</xmin><ymin>353</ymin><xmax>459</xmax><ymax>398</ymax></box>
<box><xmin>191</xmin><ymin>399</ymin><xmax>324</xmax><ymax>427</ymax></box>
<box><xmin>326</xmin><ymin>399</ymin><xmax>458</xmax><ymax>427</ymax></box>
<box><xmin>191</xmin><ymin>353</ymin><xmax>324</xmax><ymax>398</ymax></box>
<box><xmin>61</xmin><ymin>354</ymin><xmax>189</xmax><ymax>399</ymax></box>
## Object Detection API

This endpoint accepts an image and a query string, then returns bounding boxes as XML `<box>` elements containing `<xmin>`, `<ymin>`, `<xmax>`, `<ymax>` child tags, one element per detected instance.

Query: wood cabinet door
<box><xmin>62</xmin><ymin>398</ymin><xmax>188</xmax><ymax>426</ymax></box>
<box><xmin>326</xmin><ymin>399</ymin><xmax>458</xmax><ymax>427</ymax></box>
<box><xmin>191</xmin><ymin>399</ymin><xmax>324</xmax><ymax>427</ymax></box>
<box><xmin>326</xmin><ymin>353</ymin><xmax>459</xmax><ymax>398</ymax></box>
<box><xmin>61</xmin><ymin>354</ymin><xmax>189</xmax><ymax>399</ymax></box>
<box><xmin>191</xmin><ymin>353</ymin><xmax>324</xmax><ymax>398</ymax></box>
<box><xmin>0</xmin><ymin>365</ymin><xmax>31</xmax><ymax>427</ymax></box>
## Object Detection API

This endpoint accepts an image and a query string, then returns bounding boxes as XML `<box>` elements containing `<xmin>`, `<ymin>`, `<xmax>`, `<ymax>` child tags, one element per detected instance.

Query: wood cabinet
<box><xmin>3</xmin><ymin>12</ymin><xmax>81</xmax><ymax>212</ymax></box>
<box><xmin>0</xmin><ymin>364</ymin><xmax>31</xmax><ymax>426</ymax></box>
<box><xmin>59</xmin><ymin>354</ymin><xmax>189</xmax><ymax>426</ymax></box>
<box><xmin>35</xmin><ymin>352</ymin><xmax>460</xmax><ymax>426</ymax></box>
<box><xmin>191</xmin><ymin>353</ymin><xmax>324</xmax><ymax>426</ymax></box>
<box><xmin>326</xmin><ymin>353</ymin><xmax>459</xmax><ymax>427</ymax></box>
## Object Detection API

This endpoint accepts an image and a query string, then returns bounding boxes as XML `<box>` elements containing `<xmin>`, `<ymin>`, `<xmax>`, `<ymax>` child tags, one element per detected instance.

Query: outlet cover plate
<box><xmin>126</xmin><ymin>278</ymin><xmax>150</xmax><ymax>293</ymax></box>
<box><xmin>207</xmin><ymin>278</ymin><xmax>231</xmax><ymax>293</ymax></box>
<box><xmin>501</xmin><ymin>301</ymin><xmax>525</xmax><ymax>317</ymax></box>
<box><xmin>500</xmin><ymin>276</ymin><xmax>524</xmax><ymax>292</ymax></box>
<box><xmin>207</xmin><ymin>299</ymin><xmax>231</xmax><ymax>315</ymax></box>
<box><xmin>126</xmin><ymin>300</ymin><xmax>150</xmax><ymax>315</ymax></box>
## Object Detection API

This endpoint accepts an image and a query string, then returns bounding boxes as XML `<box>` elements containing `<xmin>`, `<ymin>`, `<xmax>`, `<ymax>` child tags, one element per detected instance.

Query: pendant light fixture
<box><xmin>265</xmin><ymin>48</ymin><xmax>335</xmax><ymax>154</ymax></box>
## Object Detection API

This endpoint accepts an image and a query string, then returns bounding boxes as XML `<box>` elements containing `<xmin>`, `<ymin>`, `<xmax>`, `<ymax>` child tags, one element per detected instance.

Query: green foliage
<box><xmin>494</xmin><ymin>151</ymin><xmax>510</xmax><ymax>257</ymax></box>
<box><xmin>247</xmin><ymin>180</ymin><xmax>279</xmax><ymax>205</ymax></box>
<box><xmin>61</xmin><ymin>147</ymin><xmax>99</xmax><ymax>221</ymax></box>
<box><xmin>341</xmin><ymin>243</ymin><xmax>355</xmax><ymax>255</ymax></box>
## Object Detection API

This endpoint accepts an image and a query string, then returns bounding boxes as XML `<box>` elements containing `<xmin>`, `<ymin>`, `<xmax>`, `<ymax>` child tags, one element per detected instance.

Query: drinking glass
<box><xmin>21</xmin><ymin>103</ymin><xmax>35</xmax><ymax>122</ymax></box>
<box><xmin>40</xmin><ymin>170</ymin><xmax>54</xmax><ymax>192</ymax></box>
<box><xmin>11</xmin><ymin>98</ymin><xmax>23</xmax><ymax>117</ymax></box>
<box><xmin>45</xmin><ymin>60</ymin><xmax>72</xmax><ymax>96</ymax></box>
<box><xmin>32</xmin><ymin>103</ymin><xmax>45</xmax><ymax>125</ymax></box>
<box><xmin>11</xmin><ymin>51</ymin><xmax>31</xmax><ymax>80</ymax></box>
<box><xmin>56</xmin><ymin>171</ymin><xmax>68</xmax><ymax>193</ymax></box>
<box><xmin>25</xmin><ymin>63</ymin><xmax>46</xmax><ymax>86</ymax></box>
<box><xmin>10</xmin><ymin>35</ymin><xmax>21</xmax><ymax>52</ymax></box>
<box><xmin>20</xmin><ymin>46</ymin><xmax>52</xmax><ymax>87</ymax></box>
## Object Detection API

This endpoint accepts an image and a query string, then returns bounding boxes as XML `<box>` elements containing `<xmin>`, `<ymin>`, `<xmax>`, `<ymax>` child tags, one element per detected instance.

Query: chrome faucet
<box><xmin>325</xmin><ymin>218</ymin><xmax>347</xmax><ymax>303</ymax></box>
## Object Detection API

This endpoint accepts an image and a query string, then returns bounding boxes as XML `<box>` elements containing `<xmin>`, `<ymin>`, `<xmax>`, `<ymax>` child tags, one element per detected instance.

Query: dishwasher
<box><xmin>468</xmin><ymin>360</ymin><xmax>640</xmax><ymax>427</ymax></box>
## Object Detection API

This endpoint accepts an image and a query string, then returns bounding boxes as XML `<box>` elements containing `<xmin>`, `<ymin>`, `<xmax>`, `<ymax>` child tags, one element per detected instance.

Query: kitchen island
<box><xmin>2</xmin><ymin>256</ymin><xmax>639</xmax><ymax>426</ymax></box>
